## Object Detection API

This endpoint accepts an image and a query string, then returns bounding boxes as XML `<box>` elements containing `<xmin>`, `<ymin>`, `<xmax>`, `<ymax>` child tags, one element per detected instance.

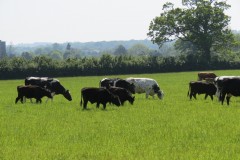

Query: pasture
<box><xmin>1</xmin><ymin>70</ymin><xmax>240</xmax><ymax>159</ymax></box>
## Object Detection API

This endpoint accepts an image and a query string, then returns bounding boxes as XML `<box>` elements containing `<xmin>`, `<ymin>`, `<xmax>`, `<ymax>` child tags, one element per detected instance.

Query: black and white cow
<box><xmin>187</xmin><ymin>81</ymin><xmax>216</xmax><ymax>100</ymax></box>
<box><xmin>25</xmin><ymin>77</ymin><xmax>72</xmax><ymax>101</ymax></box>
<box><xmin>108</xmin><ymin>87</ymin><xmax>135</xmax><ymax>105</ymax></box>
<box><xmin>15</xmin><ymin>85</ymin><xmax>53</xmax><ymax>104</ymax></box>
<box><xmin>214</xmin><ymin>76</ymin><xmax>240</xmax><ymax>101</ymax></box>
<box><xmin>80</xmin><ymin>87</ymin><xmax>121</xmax><ymax>109</ymax></box>
<box><xmin>125</xmin><ymin>78</ymin><xmax>164</xmax><ymax>99</ymax></box>
<box><xmin>214</xmin><ymin>76</ymin><xmax>240</xmax><ymax>105</ymax></box>
<box><xmin>100</xmin><ymin>78</ymin><xmax>135</xmax><ymax>94</ymax></box>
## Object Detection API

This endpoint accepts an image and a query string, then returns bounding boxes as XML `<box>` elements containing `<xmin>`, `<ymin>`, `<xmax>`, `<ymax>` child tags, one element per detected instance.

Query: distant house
<box><xmin>0</xmin><ymin>40</ymin><xmax>6</xmax><ymax>58</ymax></box>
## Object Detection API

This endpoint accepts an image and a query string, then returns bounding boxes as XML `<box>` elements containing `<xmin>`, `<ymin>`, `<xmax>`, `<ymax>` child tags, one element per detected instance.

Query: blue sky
<box><xmin>0</xmin><ymin>0</ymin><xmax>239</xmax><ymax>44</ymax></box>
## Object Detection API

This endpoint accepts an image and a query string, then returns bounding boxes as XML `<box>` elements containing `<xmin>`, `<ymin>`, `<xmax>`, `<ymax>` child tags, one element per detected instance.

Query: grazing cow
<box><xmin>125</xmin><ymin>78</ymin><xmax>164</xmax><ymax>99</ymax></box>
<box><xmin>25</xmin><ymin>77</ymin><xmax>72</xmax><ymax>101</ymax></box>
<box><xmin>187</xmin><ymin>81</ymin><xmax>216</xmax><ymax>100</ymax></box>
<box><xmin>80</xmin><ymin>87</ymin><xmax>121</xmax><ymax>109</ymax></box>
<box><xmin>108</xmin><ymin>87</ymin><xmax>135</xmax><ymax>105</ymax></box>
<box><xmin>100</xmin><ymin>78</ymin><xmax>135</xmax><ymax>94</ymax></box>
<box><xmin>15</xmin><ymin>85</ymin><xmax>53</xmax><ymax>104</ymax></box>
<box><xmin>198</xmin><ymin>72</ymin><xmax>217</xmax><ymax>81</ymax></box>
<box><xmin>217</xmin><ymin>78</ymin><xmax>240</xmax><ymax>105</ymax></box>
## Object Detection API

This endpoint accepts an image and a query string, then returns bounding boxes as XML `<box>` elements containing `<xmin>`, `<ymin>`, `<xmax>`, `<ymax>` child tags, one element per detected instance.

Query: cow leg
<box><xmin>221</xmin><ymin>93</ymin><xmax>226</xmax><ymax>105</ymax></box>
<box><xmin>20</xmin><ymin>97</ymin><xmax>24</xmax><ymax>103</ymax></box>
<box><xmin>96</xmin><ymin>102</ymin><xmax>100</xmax><ymax>108</ymax></box>
<box><xmin>83</xmin><ymin>100</ymin><xmax>88</xmax><ymax>109</ymax></box>
<box><xmin>15</xmin><ymin>96</ymin><xmax>21</xmax><ymax>104</ymax></box>
<box><xmin>204</xmin><ymin>94</ymin><xmax>208</xmax><ymax>100</ymax></box>
<box><xmin>193</xmin><ymin>93</ymin><xmax>197</xmax><ymax>99</ymax></box>
<box><xmin>190</xmin><ymin>93</ymin><xmax>193</xmax><ymax>100</ymax></box>
<box><xmin>226</xmin><ymin>95</ymin><xmax>231</xmax><ymax>105</ymax></box>
<box><xmin>210</xmin><ymin>95</ymin><xmax>213</xmax><ymax>101</ymax></box>
<box><xmin>103</xmin><ymin>103</ymin><xmax>106</xmax><ymax>109</ymax></box>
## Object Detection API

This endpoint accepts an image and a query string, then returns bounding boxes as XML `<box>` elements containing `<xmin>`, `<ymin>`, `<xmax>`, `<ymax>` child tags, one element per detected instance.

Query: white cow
<box><xmin>125</xmin><ymin>78</ymin><xmax>164</xmax><ymax>99</ymax></box>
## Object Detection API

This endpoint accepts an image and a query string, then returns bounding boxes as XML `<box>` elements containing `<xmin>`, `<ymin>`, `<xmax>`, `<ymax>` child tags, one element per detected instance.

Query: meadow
<box><xmin>1</xmin><ymin>70</ymin><xmax>240</xmax><ymax>159</ymax></box>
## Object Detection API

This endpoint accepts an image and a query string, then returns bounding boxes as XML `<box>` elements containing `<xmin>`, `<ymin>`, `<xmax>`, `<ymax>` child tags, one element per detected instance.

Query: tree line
<box><xmin>1</xmin><ymin>53</ymin><xmax>240</xmax><ymax>79</ymax></box>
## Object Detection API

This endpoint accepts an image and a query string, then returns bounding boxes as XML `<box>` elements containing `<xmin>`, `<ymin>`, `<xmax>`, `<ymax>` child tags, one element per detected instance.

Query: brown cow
<box><xmin>198</xmin><ymin>72</ymin><xmax>217</xmax><ymax>81</ymax></box>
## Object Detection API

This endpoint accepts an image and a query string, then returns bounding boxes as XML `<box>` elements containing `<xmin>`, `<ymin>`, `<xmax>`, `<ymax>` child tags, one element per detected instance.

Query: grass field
<box><xmin>1</xmin><ymin>70</ymin><xmax>240</xmax><ymax>159</ymax></box>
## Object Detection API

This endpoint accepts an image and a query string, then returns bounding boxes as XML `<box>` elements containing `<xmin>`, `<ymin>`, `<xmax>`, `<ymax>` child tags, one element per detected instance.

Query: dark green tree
<box><xmin>148</xmin><ymin>0</ymin><xmax>234</xmax><ymax>63</ymax></box>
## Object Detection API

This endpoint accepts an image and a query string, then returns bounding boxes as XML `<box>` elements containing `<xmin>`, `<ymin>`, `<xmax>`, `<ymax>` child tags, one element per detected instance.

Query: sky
<box><xmin>0</xmin><ymin>0</ymin><xmax>239</xmax><ymax>44</ymax></box>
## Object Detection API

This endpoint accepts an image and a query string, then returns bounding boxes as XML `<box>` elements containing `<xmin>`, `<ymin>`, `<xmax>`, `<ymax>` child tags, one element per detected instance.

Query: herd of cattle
<box><xmin>188</xmin><ymin>72</ymin><xmax>240</xmax><ymax>105</ymax></box>
<box><xmin>15</xmin><ymin>72</ymin><xmax>240</xmax><ymax>109</ymax></box>
<box><xmin>15</xmin><ymin>77</ymin><xmax>164</xmax><ymax>109</ymax></box>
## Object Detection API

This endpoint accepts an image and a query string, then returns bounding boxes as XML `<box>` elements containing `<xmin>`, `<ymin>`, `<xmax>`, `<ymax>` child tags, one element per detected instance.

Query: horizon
<box><xmin>1</xmin><ymin>0</ymin><xmax>239</xmax><ymax>45</ymax></box>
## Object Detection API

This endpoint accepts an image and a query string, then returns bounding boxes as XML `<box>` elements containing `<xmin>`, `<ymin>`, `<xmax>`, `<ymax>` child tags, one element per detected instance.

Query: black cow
<box><xmin>100</xmin><ymin>78</ymin><xmax>135</xmax><ymax>94</ymax></box>
<box><xmin>25</xmin><ymin>77</ymin><xmax>72</xmax><ymax>101</ymax></box>
<box><xmin>217</xmin><ymin>78</ymin><xmax>240</xmax><ymax>105</ymax></box>
<box><xmin>80</xmin><ymin>87</ymin><xmax>121</xmax><ymax>109</ymax></box>
<box><xmin>108</xmin><ymin>87</ymin><xmax>135</xmax><ymax>105</ymax></box>
<box><xmin>187</xmin><ymin>81</ymin><xmax>216</xmax><ymax>100</ymax></box>
<box><xmin>15</xmin><ymin>85</ymin><xmax>53</xmax><ymax>104</ymax></box>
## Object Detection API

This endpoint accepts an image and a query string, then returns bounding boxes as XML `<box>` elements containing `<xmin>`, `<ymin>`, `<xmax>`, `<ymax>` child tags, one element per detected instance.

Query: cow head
<box><xmin>129</xmin><ymin>96</ymin><xmax>135</xmax><ymax>105</ymax></box>
<box><xmin>63</xmin><ymin>90</ymin><xmax>72</xmax><ymax>101</ymax></box>
<box><xmin>111</xmin><ymin>95</ymin><xmax>121</xmax><ymax>107</ymax></box>
<box><xmin>157</xmin><ymin>90</ymin><xmax>164</xmax><ymax>100</ymax></box>
<box><xmin>129</xmin><ymin>83</ymin><xmax>135</xmax><ymax>94</ymax></box>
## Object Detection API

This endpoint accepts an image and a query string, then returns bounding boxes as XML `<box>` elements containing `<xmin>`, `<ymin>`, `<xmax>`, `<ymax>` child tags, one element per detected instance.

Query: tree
<box><xmin>148</xmin><ymin>0</ymin><xmax>234</xmax><ymax>63</ymax></box>
<box><xmin>114</xmin><ymin>45</ymin><xmax>127</xmax><ymax>56</ymax></box>
<box><xmin>128</xmin><ymin>43</ymin><xmax>151</xmax><ymax>56</ymax></box>
<box><xmin>21</xmin><ymin>52</ymin><xmax>34</xmax><ymax>60</ymax></box>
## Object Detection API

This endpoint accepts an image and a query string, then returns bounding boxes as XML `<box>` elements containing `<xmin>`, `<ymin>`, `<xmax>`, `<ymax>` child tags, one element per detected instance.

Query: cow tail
<box><xmin>80</xmin><ymin>93</ymin><xmax>83</xmax><ymax>106</ymax></box>
<box><xmin>187</xmin><ymin>83</ymin><xmax>190</xmax><ymax>97</ymax></box>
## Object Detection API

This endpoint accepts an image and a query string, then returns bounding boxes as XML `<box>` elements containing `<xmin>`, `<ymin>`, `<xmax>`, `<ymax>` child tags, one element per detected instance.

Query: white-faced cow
<box><xmin>100</xmin><ymin>78</ymin><xmax>135</xmax><ymax>94</ymax></box>
<box><xmin>125</xmin><ymin>78</ymin><xmax>164</xmax><ymax>99</ymax></box>
<box><xmin>198</xmin><ymin>72</ymin><xmax>217</xmax><ymax>81</ymax></box>
<box><xmin>187</xmin><ymin>81</ymin><xmax>216</xmax><ymax>100</ymax></box>
<box><xmin>25</xmin><ymin>77</ymin><xmax>72</xmax><ymax>101</ymax></box>
<box><xmin>15</xmin><ymin>85</ymin><xmax>53</xmax><ymax>104</ymax></box>
<box><xmin>80</xmin><ymin>87</ymin><xmax>121</xmax><ymax>109</ymax></box>
<box><xmin>108</xmin><ymin>87</ymin><xmax>135</xmax><ymax>105</ymax></box>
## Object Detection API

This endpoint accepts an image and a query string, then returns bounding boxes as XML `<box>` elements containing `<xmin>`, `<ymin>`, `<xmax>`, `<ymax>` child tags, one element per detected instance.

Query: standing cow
<box><xmin>100</xmin><ymin>78</ymin><xmax>135</xmax><ymax>94</ymax></box>
<box><xmin>25</xmin><ymin>77</ymin><xmax>72</xmax><ymax>101</ymax></box>
<box><xmin>80</xmin><ymin>87</ymin><xmax>121</xmax><ymax>109</ymax></box>
<box><xmin>214</xmin><ymin>76</ymin><xmax>240</xmax><ymax>101</ymax></box>
<box><xmin>187</xmin><ymin>81</ymin><xmax>216</xmax><ymax>100</ymax></box>
<box><xmin>108</xmin><ymin>87</ymin><xmax>135</xmax><ymax>105</ymax></box>
<box><xmin>198</xmin><ymin>72</ymin><xmax>217</xmax><ymax>81</ymax></box>
<box><xmin>15</xmin><ymin>85</ymin><xmax>53</xmax><ymax>104</ymax></box>
<box><xmin>125</xmin><ymin>78</ymin><xmax>164</xmax><ymax>99</ymax></box>
<box><xmin>214</xmin><ymin>77</ymin><xmax>240</xmax><ymax>105</ymax></box>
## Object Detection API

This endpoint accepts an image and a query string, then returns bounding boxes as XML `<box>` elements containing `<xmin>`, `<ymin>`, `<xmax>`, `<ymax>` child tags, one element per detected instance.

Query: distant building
<box><xmin>0</xmin><ymin>40</ymin><xmax>7</xmax><ymax>58</ymax></box>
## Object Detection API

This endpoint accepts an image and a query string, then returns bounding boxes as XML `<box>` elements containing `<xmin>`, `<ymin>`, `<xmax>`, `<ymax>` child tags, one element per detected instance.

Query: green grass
<box><xmin>1</xmin><ymin>70</ymin><xmax>240</xmax><ymax>159</ymax></box>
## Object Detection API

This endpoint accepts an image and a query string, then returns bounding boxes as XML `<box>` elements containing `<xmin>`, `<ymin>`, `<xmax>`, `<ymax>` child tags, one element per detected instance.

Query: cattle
<box><xmin>214</xmin><ymin>76</ymin><xmax>240</xmax><ymax>101</ymax></box>
<box><xmin>15</xmin><ymin>85</ymin><xmax>53</xmax><ymax>104</ymax></box>
<box><xmin>25</xmin><ymin>77</ymin><xmax>72</xmax><ymax>101</ymax></box>
<box><xmin>125</xmin><ymin>78</ymin><xmax>164</xmax><ymax>99</ymax></box>
<box><xmin>80</xmin><ymin>87</ymin><xmax>121</xmax><ymax>109</ymax></box>
<box><xmin>187</xmin><ymin>81</ymin><xmax>216</xmax><ymax>100</ymax></box>
<box><xmin>100</xmin><ymin>78</ymin><xmax>135</xmax><ymax>94</ymax></box>
<box><xmin>108</xmin><ymin>87</ymin><xmax>135</xmax><ymax>105</ymax></box>
<box><xmin>198</xmin><ymin>72</ymin><xmax>217</xmax><ymax>81</ymax></box>
<box><xmin>216</xmin><ymin>78</ymin><xmax>240</xmax><ymax>105</ymax></box>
